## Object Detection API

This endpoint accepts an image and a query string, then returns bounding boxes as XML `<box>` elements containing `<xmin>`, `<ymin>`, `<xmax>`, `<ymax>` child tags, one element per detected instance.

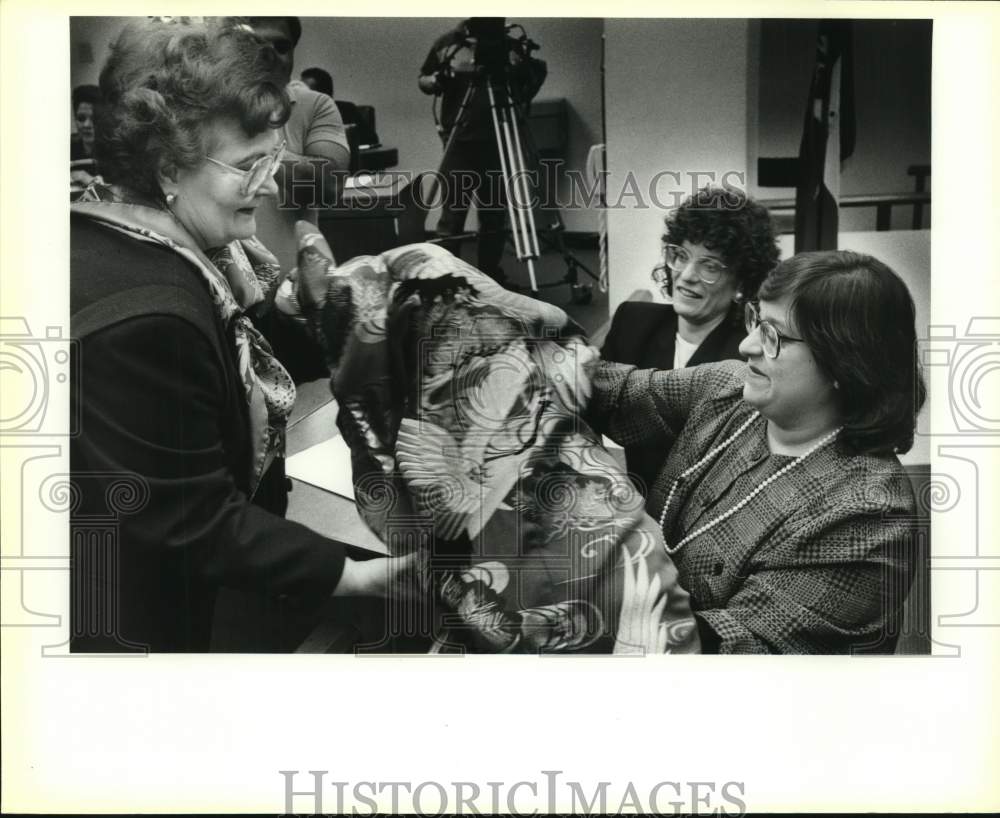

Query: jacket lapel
<box><xmin>688</xmin><ymin>313</ymin><xmax>743</xmax><ymax>367</ymax></box>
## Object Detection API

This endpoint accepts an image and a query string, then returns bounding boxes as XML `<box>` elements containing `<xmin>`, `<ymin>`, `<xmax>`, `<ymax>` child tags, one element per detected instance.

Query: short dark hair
<box><xmin>658</xmin><ymin>185</ymin><xmax>779</xmax><ymax>302</ymax></box>
<box><xmin>247</xmin><ymin>16</ymin><xmax>302</xmax><ymax>46</ymax></box>
<box><xmin>95</xmin><ymin>18</ymin><xmax>290</xmax><ymax>204</ymax></box>
<box><xmin>72</xmin><ymin>84</ymin><xmax>101</xmax><ymax>112</ymax></box>
<box><xmin>758</xmin><ymin>250</ymin><xmax>927</xmax><ymax>457</ymax></box>
<box><xmin>301</xmin><ymin>67</ymin><xmax>334</xmax><ymax>97</ymax></box>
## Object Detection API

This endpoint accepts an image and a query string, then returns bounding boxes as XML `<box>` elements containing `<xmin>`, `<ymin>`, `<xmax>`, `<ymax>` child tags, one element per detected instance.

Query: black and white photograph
<box><xmin>2</xmin><ymin>3</ymin><xmax>998</xmax><ymax>815</ymax></box>
<box><xmin>64</xmin><ymin>15</ymin><xmax>934</xmax><ymax>657</ymax></box>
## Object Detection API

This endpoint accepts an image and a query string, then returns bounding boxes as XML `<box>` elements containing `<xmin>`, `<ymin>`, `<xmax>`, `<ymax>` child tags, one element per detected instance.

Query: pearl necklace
<box><xmin>657</xmin><ymin>412</ymin><xmax>843</xmax><ymax>555</ymax></box>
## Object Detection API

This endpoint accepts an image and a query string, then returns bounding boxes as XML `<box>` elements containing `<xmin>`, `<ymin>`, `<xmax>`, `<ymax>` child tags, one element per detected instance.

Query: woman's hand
<box><xmin>293</xmin><ymin>220</ymin><xmax>337</xmax><ymax>312</ymax></box>
<box><xmin>332</xmin><ymin>551</ymin><xmax>422</xmax><ymax>599</ymax></box>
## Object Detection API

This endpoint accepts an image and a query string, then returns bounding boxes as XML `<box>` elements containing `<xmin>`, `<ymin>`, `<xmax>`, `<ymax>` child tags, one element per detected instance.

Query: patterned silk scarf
<box><xmin>72</xmin><ymin>184</ymin><xmax>295</xmax><ymax>495</ymax></box>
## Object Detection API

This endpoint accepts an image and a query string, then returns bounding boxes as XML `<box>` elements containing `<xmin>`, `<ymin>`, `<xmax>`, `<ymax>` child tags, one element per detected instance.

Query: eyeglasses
<box><xmin>205</xmin><ymin>139</ymin><xmax>286</xmax><ymax>197</ymax></box>
<box><xmin>664</xmin><ymin>243</ymin><xmax>728</xmax><ymax>285</ymax></box>
<box><xmin>744</xmin><ymin>301</ymin><xmax>804</xmax><ymax>359</ymax></box>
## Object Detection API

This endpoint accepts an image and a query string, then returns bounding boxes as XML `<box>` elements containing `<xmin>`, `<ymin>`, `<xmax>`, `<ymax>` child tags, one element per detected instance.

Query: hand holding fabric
<box><xmin>292</xmin><ymin>220</ymin><xmax>337</xmax><ymax>312</ymax></box>
<box><xmin>333</xmin><ymin>551</ymin><xmax>422</xmax><ymax>599</ymax></box>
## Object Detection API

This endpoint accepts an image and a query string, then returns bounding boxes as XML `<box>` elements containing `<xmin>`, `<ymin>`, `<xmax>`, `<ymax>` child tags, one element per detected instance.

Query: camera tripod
<box><xmin>429</xmin><ymin>71</ymin><xmax>600</xmax><ymax>302</ymax></box>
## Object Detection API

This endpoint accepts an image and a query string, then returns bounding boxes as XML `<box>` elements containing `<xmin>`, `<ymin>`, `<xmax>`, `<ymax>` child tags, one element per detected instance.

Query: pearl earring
<box><xmin>165</xmin><ymin>192</ymin><xmax>177</xmax><ymax>207</ymax></box>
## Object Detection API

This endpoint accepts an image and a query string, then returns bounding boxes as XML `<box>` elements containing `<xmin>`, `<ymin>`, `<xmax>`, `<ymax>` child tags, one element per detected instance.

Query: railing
<box><xmin>760</xmin><ymin>191</ymin><xmax>932</xmax><ymax>232</ymax></box>
<box><xmin>756</xmin><ymin>161</ymin><xmax>931</xmax><ymax>232</ymax></box>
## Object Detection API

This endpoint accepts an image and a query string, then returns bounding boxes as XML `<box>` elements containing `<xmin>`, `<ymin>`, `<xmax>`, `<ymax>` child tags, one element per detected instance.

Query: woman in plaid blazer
<box><xmin>590</xmin><ymin>250</ymin><xmax>926</xmax><ymax>654</ymax></box>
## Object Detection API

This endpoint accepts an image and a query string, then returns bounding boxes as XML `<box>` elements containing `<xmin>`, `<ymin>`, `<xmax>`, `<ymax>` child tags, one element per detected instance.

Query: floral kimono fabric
<box><xmin>294</xmin><ymin>234</ymin><xmax>699</xmax><ymax>654</ymax></box>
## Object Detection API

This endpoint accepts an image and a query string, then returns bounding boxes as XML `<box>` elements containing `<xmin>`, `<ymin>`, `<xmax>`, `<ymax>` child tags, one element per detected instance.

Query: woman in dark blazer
<box><xmin>601</xmin><ymin>186</ymin><xmax>779</xmax><ymax>492</ymax></box>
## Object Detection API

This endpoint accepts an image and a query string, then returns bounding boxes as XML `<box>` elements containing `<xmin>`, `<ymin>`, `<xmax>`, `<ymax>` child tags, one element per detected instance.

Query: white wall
<box><xmin>603</xmin><ymin>19</ymin><xmax>751</xmax><ymax>312</ymax></box>
<box><xmin>517</xmin><ymin>18</ymin><xmax>604</xmax><ymax>233</ymax></box>
<box><xmin>69</xmin><ymin>15</ymin><xmax>128</xmax><ymax>88</ymax></box>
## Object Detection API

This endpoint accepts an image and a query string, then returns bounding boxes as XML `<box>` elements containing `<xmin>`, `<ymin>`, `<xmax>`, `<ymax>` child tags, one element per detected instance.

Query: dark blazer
<box><xmin>600</xmin><ymin>301</ymin><xmax>747</xmax><ymax>495</ymax></box>
<box><xmin>601</xmin><ymin>301</ymin><xmax>745</xmax><ymax>370</ymax></box>
<box><xmin>70</xmin><ymin>214</ymin><xmax>346</xmax><ymax>652</ymax></box>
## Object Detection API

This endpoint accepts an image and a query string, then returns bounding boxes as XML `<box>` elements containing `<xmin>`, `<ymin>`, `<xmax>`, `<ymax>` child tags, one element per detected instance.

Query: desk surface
<box><xmin>286</xmin><ymin>379</ymin><xmax>388</xmax><ymax>555</ymax></box>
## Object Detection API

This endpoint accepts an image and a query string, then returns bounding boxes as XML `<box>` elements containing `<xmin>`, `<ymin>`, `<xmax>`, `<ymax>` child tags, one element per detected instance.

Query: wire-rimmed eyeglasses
<box><xmin>205</xmin><ymin>139</ymin><xmax>287</xmax><ymax>197</ymax></box>
<box><xmin>744</xmin><ymin>301</ymin><xmax>805</xmax><ymax>358</ymax></box>
<box><xmin>664</xmin><ymin>243</ymin><xmax>728</xmax><ymax>285</ymax></box>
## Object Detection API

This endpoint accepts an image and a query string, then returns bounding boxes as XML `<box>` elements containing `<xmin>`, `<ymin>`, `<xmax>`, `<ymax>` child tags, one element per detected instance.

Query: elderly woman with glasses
<box><xmin>601</xmin><ymin>186</ymin><xmax>779</xmax><ymax>494</ymax></box>
<box><xmin>589</xmin><ymin>250</ymin><xmax>926</xmax><ymax>653</ymax></box>
<box><xmin>70</xmin><ymin>18</ymin><xmax>413</xmax><ymax>653</ymax></box>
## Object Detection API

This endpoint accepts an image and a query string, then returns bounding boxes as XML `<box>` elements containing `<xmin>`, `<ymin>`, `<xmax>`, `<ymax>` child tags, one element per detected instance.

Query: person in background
<box><xmin>240</xmin><ymin>17</ymin><xmax>350</xmax><ymax>274</ymax></box>
<box><xmin>71</xmin><ymin>84</ymin><xmax>102</xmax><ymax>196</ymax></box>
<box><xmin>601</xmin><ymin>186</ymin><xmax>779</xmax><ymax>494</ymax></box>
<box><xmin>418</xmin><ymin>19</ymin><xmax>547</xmax><ymax>284</ymax></box>
<box><xmin>300</xmin><ymin>66</ymin><xmax>334</xmax><ymax>97</ymax></box>
<box><xmin>590</xmin><ymin>250</ymin><xmax>926</xmax><ymax>653</ymax></box>
<box><xmin>238</xmin><ymin>17</ymin><xmax>352</xmax><ymax>383</ymax></box>
<box><xmin>301</xmin><ymin>65</ymin><xmax>379</xmax><ymax>147</ymax></box>
<box><xmin>71</xmin><ymin>84</ymin><xmax>100</xmax><ymax>160</ymax></box>
<box><xmin>71</xmin><ymin>18</ymin><xmax>412</xmax><ymax>653</ymax></box>
<box><xmin>602</xmin><ymin>186</ymin><xmax>779</xmax><ymax>370</ymax></box>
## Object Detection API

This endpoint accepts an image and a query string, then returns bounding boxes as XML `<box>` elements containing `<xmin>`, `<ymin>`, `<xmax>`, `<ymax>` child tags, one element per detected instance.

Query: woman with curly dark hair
<box><xmin>70</xmin><ymin>18</ymin><xmax>413</xmax><ymax>653</ymax></box>
<box><xmin>601</xmin><ymin>185</ymin><xmax>779</xmax><ymax>492</ymax></box>
<box><xmin>602</xmin><ymin>185</ymin><xmax>779</xmax><ymax>371</ymax></box>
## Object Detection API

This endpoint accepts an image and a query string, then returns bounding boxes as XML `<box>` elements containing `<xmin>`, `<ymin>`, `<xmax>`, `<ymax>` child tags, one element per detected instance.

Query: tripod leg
<box><xmin>427</xmin><ymin>83</ymin><xmax>477</xmax><ymax>227</ymax></box>
<box><xmin>525</xmin><ymin>258</ymin><xmax>538</xmax><ymax>294</ymax></box>
<box><xmin>498</xmin><ymin>105</ymin><xmax>535</xmax><ymax>259</ymax></box>
<box><xmin>507</xmin><ymin>98</ymin><xmax>603</xmax><ymax>298</ymax></box>
<box><xmin>488</xmin><ymin>83</ymin><xmax>540</xmax><ymax>292</ymax></box>
<box><xmin>506</xmin><ymin>83</ymin><xmax>541</xmax><ymax>259</ymax></box>
<box><xmin>487</xmin><ymin>83</ymin><xmax>526</xmax><ymax>263</ymax></box>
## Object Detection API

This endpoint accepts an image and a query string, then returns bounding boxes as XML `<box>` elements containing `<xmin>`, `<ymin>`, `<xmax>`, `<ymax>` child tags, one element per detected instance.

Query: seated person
<box><xmin>299</xmin><ymin>66</ymin><xmax>334</xmax><ymax>97</ymax></box>
<box><xmin>240</xmin><ymin>18</ymin><xmax>350</xmax><ymax>273</ymax></box>
<box><xmin>591</xmin><ymin>249</ymin><xmax>926</xmax><ymax>652</ymax></box>
<box><xmin>70</xmin><ymin>84</ymin><xmax>101</xmax><ymax>197</ymax></box>
<box><xmin>238</xmin><ymin>18</ymin><xmax>351</xmax><ymax>384</ymax></box>
<box><xmin>283</xmin><ymin>226</ymin><xmax>924</xmax><ymax>654</ymax></box>
<box><xmin>300</xmin><ymin>66</ymin><xmax>379</xmax><ymax>147</ymax></box>
<box><xmin>601</xmin><ymin>186</ymin><xmax>779</xmax><ymax>492</ymax></box>
<box><xmin>602</xmin><ymin>186</ymin><xmax>779</xmax><ymax>369</ymax></box>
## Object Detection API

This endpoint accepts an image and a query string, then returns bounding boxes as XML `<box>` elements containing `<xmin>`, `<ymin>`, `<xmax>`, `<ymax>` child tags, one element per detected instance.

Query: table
<box><xmin>318</xmin><ymin>173</ymin><xmax>426</xmax><ymax>263</ymax></box>
<box><xmin>285</xmin><ymin>379</ymin><xmax>387</xmax><ymax>557</ymax></box>
<box><xmin>285</xmin><ymin>380</ymin><xmax>432</xmax><ymax>653</ymax></box>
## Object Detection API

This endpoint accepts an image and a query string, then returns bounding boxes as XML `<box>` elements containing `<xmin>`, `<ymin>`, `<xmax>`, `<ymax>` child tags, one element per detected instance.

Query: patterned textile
<box><xmin>72</xmin><ymin>183</ymin><xmax>295</xmax><ymax>494</ymax></box>
<box><xmin>589</xmin><ymin>360</ymin><xmax>919</xmax><ymax>654</ymax></box>
<box><xmin>292</xmin><ymin>232</ymin><xmax>699</xmax><ymax>654</ymax></box>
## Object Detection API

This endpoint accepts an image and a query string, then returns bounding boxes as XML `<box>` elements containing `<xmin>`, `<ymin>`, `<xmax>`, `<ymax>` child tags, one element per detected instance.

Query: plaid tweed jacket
<box><xmin>589</xmin><ymin>359</ymin><xmax>918</xmax><ymax>654</ymax></box>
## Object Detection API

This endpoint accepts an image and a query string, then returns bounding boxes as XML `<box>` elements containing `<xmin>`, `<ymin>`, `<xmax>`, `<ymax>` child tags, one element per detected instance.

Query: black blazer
<box><xmin>600</xmin><ymin>301</ymin><xmax>747</xmax><ymax>494</ymax></box>
<box><xmin>600</xmin><ymin>301</ymin><xmax>745</xmax><ymax>370</ymax></box>
<box><xmin>70</xmin><ymin>214</ymin><xmax>346</xmax><ymax>652</ymax></box>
